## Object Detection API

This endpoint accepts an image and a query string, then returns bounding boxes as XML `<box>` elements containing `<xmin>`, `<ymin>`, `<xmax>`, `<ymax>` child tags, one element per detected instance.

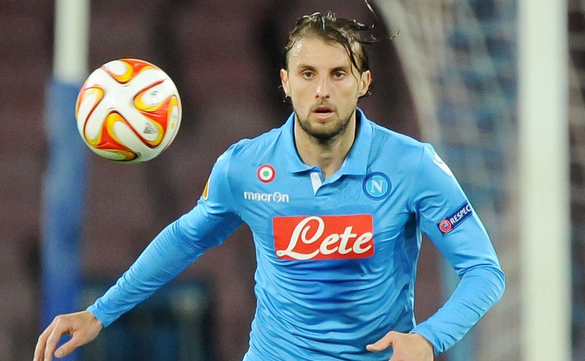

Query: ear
<box><xmin>280</xmin><ymin>69</ymin><xmax>290</xmax><ymax>97</ymax></box>
<box><xmin>358</xmin><ymin>70</ymin><xmax>372</xmax><ymax>97</ymax></box>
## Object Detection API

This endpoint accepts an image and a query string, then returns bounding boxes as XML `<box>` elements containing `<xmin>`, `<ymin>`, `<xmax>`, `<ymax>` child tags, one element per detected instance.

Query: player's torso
<box><xmin>227</xmin><ymin>119</ymin><xmax>424</xmax><ymax>360</ymax></box>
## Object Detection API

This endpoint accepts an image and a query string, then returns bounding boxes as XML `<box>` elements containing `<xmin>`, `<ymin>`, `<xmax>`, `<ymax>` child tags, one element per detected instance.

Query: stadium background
<box><xmin>0</xmin><ymin>0</ymin><xmax>582</xmax><ymax>360</ymax></box>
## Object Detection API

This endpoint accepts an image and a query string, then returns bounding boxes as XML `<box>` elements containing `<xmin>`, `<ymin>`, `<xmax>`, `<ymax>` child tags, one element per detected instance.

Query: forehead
<box><xmin>287</xmin><ymin>37</ymin><xmax>353</xmax><ymax>70</ymax></box>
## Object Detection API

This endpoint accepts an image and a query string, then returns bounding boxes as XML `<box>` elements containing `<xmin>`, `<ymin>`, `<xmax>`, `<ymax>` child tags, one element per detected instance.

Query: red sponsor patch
<box><xmin>273</xmin><ymin>215</ymin><xmax>374</xmax><ymax>261</ymax></box>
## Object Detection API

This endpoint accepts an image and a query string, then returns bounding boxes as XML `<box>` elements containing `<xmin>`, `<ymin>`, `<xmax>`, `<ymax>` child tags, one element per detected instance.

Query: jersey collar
<box><xmin>282</xmin><ymin>108</ymin><xmax>372</xmax><ymax>176</ymax></box>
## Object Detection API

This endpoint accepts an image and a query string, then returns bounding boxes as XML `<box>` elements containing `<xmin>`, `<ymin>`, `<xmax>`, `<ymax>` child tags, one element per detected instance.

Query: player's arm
<box><xmin>408</xmin><ymin>145</ymin><xmax>505</xmax><ymax>354</ymax></box>
<box><xmin>34</xmin><ymin>146</ymin><xmax>242</xmax><ymax>360</ymax></box>
<box><xmin>87</xmin><ymin>146</ymin><xmax>243</xmax><ymax>326</ymax></box>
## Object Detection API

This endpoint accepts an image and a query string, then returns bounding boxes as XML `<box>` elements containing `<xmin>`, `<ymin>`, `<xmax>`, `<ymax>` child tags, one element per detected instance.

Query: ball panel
<box><xmin>101</xmin><ymin>59</ymin><xmax>155</xmax><ymax>84</ymax></box>
<box><xmin>89</xmin><ymin>112</ymin><xmax>138</xmax><ymax>161</ymax></box>
<box><xmin>88</xmin><ymin>147</ymin><xmax>138</xmax><ymax>162</ymax></box>
<box><xmin>132</xmin><ymin>80</ymin><xmax>177</xmax><ymax>146</ymax></box>
<box><xmin>162</xmin><ymin>97</ymin><xmax>181</xmax><ymax>151</ymax></box>
<box><xmin>75</xmin><ymin>86</ymin><xmax>105</xmax><ymax>139</ymax></box>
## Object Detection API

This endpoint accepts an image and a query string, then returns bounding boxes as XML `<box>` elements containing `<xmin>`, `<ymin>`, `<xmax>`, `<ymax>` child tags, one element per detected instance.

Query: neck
<box><xmin>294</xmin><ymin>115</ymin><xmax>357</xmax><ymax>180</ymax></box>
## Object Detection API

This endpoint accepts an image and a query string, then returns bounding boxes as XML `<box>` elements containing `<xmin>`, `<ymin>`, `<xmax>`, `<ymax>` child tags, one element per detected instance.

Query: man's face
<box><xmin>280</xmin><ymin>37</ymin><xmax>371</xmax><ymax>142</ymax></box>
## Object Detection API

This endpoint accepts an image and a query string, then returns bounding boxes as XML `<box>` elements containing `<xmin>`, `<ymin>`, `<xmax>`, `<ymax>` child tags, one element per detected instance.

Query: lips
<box><xmin>312</xmin><ymin>105</ymin><xmax>335</xmax><ymax>121</ymax></box>
<box><xmin>313</xmin><ymin>105</ymin><xmax>333</xmax><ymax>114</ymax></box>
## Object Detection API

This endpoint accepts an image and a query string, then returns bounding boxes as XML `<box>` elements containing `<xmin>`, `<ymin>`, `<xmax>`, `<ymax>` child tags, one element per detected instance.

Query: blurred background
<box><xmin>0</xmin><ymin>0</ymin><xmax>582</xmax><ymax>360</ymax></box>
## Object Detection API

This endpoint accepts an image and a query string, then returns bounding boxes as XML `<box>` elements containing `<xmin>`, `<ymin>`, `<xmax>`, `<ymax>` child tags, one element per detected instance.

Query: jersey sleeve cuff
<box><xmin>410</xmin><ymin>326</ymin><xmax>443</xmax><ymax>356</ymax></box>
<box><xmin>86</xmin><ymin>303</ymin><xmax>115</xmax><ymax>328</ymax></box>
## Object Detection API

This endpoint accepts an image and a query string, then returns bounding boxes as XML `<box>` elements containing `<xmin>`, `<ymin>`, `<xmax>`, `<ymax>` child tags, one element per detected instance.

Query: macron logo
<box><xmin>243</xmin><ymin>191</ymin><xmax>290</xmax><ymax>203</ymax></box>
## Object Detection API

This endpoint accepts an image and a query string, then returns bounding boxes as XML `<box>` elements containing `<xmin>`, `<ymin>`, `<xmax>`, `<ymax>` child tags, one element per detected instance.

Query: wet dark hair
<box><xmin>282</xmin><ymin>10</ymin><xmax>377</xmax><ymax>97</ymax></box>
<box><xmin>283</xmin><ymin>11</ymin><xmax>375</xmax><ymax>72</ymax></box>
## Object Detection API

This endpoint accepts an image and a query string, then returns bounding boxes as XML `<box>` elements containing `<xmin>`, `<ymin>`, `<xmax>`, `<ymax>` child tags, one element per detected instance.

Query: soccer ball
<box><xmin>75</xmin><ymin>58</ymin><xmax>182</xmax><ymax>163</ymax></box>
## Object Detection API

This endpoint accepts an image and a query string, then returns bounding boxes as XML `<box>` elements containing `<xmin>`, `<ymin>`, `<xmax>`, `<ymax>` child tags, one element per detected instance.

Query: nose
<box><xmin>315</xmin><ymin>76</ymin><xmax>330</xmax><ymax>99</ymax></box>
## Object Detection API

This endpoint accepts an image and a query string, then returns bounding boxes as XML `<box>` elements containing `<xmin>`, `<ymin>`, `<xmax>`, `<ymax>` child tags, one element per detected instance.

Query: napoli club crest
<box><xmin>363</xmin><ymin>172</ymin><xmax>391</xmax><ymax>200</ymax></box>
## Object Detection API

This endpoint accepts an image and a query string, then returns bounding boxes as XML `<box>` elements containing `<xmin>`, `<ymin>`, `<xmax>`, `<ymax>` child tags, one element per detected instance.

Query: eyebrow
<box><xmin>296</xmin><ymin>64</ymin><xmax>352</xmax><ymax>73</ymax></box>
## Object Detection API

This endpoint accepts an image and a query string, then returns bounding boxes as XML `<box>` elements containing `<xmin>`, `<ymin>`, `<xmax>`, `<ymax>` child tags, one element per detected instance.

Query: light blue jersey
<box><xmin>88</xmin><ymin>109</ymin><xmax>505</xmax><ymax>360</ymax></box>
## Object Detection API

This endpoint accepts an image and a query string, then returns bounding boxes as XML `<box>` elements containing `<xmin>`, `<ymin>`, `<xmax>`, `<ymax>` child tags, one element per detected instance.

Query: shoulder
<box><xmin>366</xmin><ymin>120</ymin><xmax>428</xmax><ymax>167</ymax></box>
<box><xmin>224</xmin><ymin>126</ymin><xmax>283</xmax><ymax>160</ymax></box>
<box><xmin>205</xmin><ymin>125</ymin><xmax>284</xmax><ymax>196</ymax></box>
<box><xmin>369</xmin><ymin>120</ymin><xmax>423</xmax><ymax>147</ymax></box>
<box><xmin>212</xmin><ymin>125</ymin><xmax>285</xmax><ymax>179</ymax></box>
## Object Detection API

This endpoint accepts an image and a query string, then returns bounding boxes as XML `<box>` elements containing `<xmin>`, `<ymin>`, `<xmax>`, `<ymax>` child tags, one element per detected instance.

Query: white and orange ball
<box><xmin>75</xmin><ymin>58</ymin><xmax>182</xmax><ymax>163</ymax></box>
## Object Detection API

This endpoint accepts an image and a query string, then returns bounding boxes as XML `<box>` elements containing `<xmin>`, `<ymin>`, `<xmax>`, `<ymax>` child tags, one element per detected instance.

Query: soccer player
<box><xmin>34</xmin><ymin>11</ymin><xmax>505</xmax><ymax>361</ymax></box>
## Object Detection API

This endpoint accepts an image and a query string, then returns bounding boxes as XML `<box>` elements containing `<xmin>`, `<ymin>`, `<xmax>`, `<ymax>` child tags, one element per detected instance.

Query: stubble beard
<box><xmin>295</xmin><ymin>110</ymin><xmax>353</xmax><ymax>145</ymax></box>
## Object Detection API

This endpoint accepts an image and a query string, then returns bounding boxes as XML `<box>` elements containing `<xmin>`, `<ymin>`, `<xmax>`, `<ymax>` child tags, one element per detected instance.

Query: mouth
<box><xmin>312</xmin><ymin>105</ymin><xmax>334</xmax><ymax>120</ymax></box>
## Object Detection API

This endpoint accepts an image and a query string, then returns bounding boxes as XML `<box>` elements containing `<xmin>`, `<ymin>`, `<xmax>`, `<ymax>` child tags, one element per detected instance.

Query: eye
<box><xmin>332</xmin><ymin>70</ymin><xmax>346</xmax><ymax>79</ymax></box>
<box><xmin>301</xmin><ymin>71</ymin><xmax>314</xmax><ymax>79</ymax></box>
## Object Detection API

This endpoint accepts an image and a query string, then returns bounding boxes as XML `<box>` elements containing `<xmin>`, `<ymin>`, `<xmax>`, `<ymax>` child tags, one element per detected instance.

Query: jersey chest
<box><xmin>233</xmin><ymin>167</ymin><xmax>415</xmax><ymax>263</ymax></box>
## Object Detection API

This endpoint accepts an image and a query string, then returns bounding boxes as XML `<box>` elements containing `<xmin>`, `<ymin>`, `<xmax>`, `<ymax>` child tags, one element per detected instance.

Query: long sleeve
<box><xmin>409</xmin><ymin>145</ymin><xmax>505</xmax><ymax>354</ymax></box>
<box><xmin>87</xmin><ymin>146</ymin><xmax>243</xmax><ymax>327</ymax></box>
